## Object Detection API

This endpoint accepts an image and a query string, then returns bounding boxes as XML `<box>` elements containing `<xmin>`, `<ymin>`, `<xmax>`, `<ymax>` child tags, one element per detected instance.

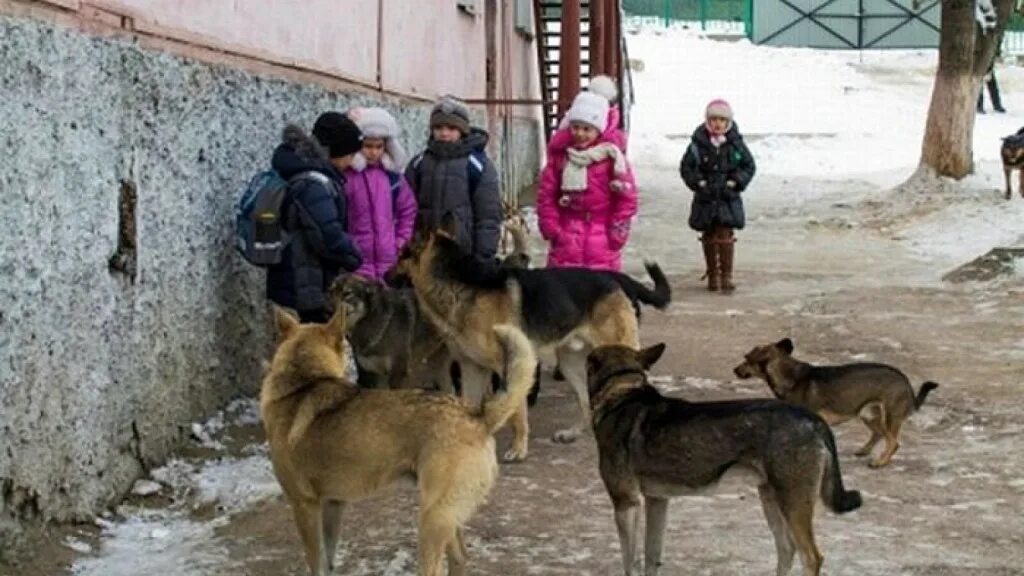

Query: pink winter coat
<box><xmin>343</xmin><ymin>163</ymin><xmax>418</xmax><ymax>282</ymax></box>
<box><xmin>537</xmin><ymin>116</ymin><xmax>638</xmax><ymax>272</ymax></box>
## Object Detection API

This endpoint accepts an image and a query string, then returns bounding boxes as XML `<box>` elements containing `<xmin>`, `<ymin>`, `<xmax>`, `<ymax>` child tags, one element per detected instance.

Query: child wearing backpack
<box><xmin>265</xmin><ymin>112</ymin><xmax>363</xmax><ymax>322</ymax></box>
<box><xmin>343</xmin><ymin>107</ymin><xmax>418</xmax><ymax>283</ymax></box>
<box><xmin>537</xmin><ymin>90</ymin><xmax>637</xmax><ymax>272</ymax></box>
<box><xmin>405</xmin><ymin>96</ymin><xmax>502</xmax><ymax>262</ymax></box>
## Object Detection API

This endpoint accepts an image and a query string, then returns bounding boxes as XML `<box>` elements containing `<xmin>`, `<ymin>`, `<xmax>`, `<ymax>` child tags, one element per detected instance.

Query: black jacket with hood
<box><xmin>679</xmin><ymin>122</ymin><xmax>756</xmax><ymax>232</ymax></box>
<box><xmin>267</xmin><ymin>125</ymin><xmax>361</xmax><ymax>314</ymax></box>
<box><xmin>405</xmin><ymin>128</ymin><xmax>501</xmax><ymax>260</ymax></box>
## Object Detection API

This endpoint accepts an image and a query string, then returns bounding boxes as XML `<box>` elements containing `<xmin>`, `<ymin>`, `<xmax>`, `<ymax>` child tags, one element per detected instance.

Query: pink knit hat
<box><xmin>705</xmin><ymin>99</ymin><xmax>734</xmax><ymax>121</ymax></box>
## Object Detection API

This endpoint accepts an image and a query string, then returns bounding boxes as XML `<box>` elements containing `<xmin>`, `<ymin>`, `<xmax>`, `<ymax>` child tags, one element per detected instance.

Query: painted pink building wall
<box><xmin>78</xmin><ymin>0</ymin><xmax>534</xmax><ymax>111</ymax></box>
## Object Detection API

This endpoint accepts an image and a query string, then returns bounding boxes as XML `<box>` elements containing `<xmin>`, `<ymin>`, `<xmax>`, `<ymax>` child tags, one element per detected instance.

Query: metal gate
<box><xmin>752</xmin><ymin>0</ymin><xmax>940</xmax><ymax>49</ymax></box>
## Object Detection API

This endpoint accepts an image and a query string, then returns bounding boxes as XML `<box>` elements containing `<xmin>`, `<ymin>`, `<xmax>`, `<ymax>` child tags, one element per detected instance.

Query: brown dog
<box><xmin>1001</xmin><ymin>128</ymin><xmax>1024</xmax><ymax>200</ymax></box>
<box><xmin>734</xmin><ymin>338</ymin><xmax>938</xmax><ymax>468</ymax></box>
<box><xmin>588</xmin><ymin>344</ymin><xmax>862</xmax><ymax>576</ymax></box>
<box><xmin>260</xmin><ymin>307</ymin><xmax>536</xmax><ymax>576</ymax></box>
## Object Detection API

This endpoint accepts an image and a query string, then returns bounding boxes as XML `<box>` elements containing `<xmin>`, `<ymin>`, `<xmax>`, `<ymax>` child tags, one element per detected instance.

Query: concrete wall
<box><xmin>0</xmin><ymin>4</ymin><xmax>539</xmax><ymax>553</ymax></box>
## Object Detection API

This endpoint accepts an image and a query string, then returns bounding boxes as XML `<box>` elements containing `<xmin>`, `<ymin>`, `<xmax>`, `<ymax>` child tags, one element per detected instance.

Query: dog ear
<box><xmin>439</xmin><ymin>211</ymin><xmax>460</xmax><ymax>240</ymax></box>
<box><xmin>325</xmin><ymin>305</ymin><xmax>347</xmax><ymax>339</ymax></box>
<box><xmin>637</xmin><ymin>343</ymin><xmax>667</xmax><ymax>369</ymax></box>
<box><xmin>776</xmin><ymin>338</ymin><xmax>794</xmax><ymax>354</ymax></box>
<box><xmin>273</xmin><ymin>306</ymin><xmax>300</xmax><ymax>340</ymax></box>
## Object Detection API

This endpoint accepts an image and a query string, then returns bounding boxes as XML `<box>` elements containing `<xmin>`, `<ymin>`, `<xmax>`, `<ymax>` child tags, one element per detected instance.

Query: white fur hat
<box><xmin>586</xmin><ymin>75</ymin><xmax>618</xmax><ymax>102</ymax></box>
<box><xmin>347</xmin><ymin>107</ymin><xmax>408</xmax><ymax>171</ymax></box>
<box><xmin>565</xmin><ymin>91</ymin><xmax>610</xmax><ymax>132</ymax></box>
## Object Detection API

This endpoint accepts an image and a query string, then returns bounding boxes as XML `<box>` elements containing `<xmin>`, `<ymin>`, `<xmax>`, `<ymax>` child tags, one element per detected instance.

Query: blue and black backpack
<box><xmin>234</xmin><ymin>169</ymin><xmax>333</xmax><ymax>267</ymax></box>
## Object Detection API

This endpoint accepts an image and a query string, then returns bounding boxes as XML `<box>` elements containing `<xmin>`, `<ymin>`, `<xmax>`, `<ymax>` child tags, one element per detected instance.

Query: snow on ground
<box><xmin>627</xmin><ymin>26</ymin><xmax>1024</xmax><ymax>265</ymax></box>
<box><xmin>628</xmin><ymin>26</ymin><xmax>1024</xmax><ymax>183</ymax></box>
<box><xmin>71</xmin><ymin>399</ymin><xmax>277</xmax><ymax>576</ymax></box>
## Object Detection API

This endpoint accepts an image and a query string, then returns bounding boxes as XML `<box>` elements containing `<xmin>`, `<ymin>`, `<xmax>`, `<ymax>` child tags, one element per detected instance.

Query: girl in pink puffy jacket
<box><xmin>536</xmin><ymin>89</ymin><xmax>637</xmax><ymax>272</ymax></box>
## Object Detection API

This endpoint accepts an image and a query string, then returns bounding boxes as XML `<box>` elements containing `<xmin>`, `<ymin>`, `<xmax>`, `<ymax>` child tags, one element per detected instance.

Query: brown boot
<box><xmin>718</xmin><ymin>229</ymin><xmax>736</xmax><ymax>294</ymax></box>
<box><xmin>700</xmin><ymin>235</ymin><xmax>720</xmax><ymax>291</ymax></box>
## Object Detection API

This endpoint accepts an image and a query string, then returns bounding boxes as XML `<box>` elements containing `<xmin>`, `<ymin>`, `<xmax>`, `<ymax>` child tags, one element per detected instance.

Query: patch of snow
<box><xmin>130</xmin><ymin>479</ymin><xmax>162</xmax><ymax>497</ymax></box>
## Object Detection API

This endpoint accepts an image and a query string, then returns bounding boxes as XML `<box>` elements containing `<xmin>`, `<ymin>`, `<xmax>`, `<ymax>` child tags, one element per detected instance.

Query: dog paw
<box><xmin>552</xmin><ymin>428</ymin><xmax>581</xmax><ymax>444</ymax></box>
<box><xmin>868</xmin><ymin>458</ymin><xmax>891</xmax><ymax>469</ymax></box>
<box><xmin>854</xmin><ymin>448</ymin><xmax>871</xmax><ymax>457</ymax></box>
<box><xmin>503</xmin><ymin>446</ymin><xmax>528</xmax><ymax>462</ymax></box>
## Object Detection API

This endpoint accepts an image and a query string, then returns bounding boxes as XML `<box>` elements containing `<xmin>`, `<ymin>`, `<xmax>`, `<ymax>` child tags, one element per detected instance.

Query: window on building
<box><xmin>515</xmin><ymin>0</ymin><xmax>534</xmax><ymax>37</ymax></box>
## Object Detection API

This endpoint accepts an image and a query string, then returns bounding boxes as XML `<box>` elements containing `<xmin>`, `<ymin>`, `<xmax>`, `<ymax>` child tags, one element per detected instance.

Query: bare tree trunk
<box><xmin>917</xmin><ymin>0</ymin><xmax>1015</xmax><ymax>181</ymax></box>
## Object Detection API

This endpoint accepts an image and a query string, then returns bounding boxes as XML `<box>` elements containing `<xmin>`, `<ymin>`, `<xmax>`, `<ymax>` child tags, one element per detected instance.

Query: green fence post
<box><xmin>663</xmin><ymin>0</ymin><xmax>670</xmax><ymax>27</ymax></box>
<box><xmin>700</xmin><ymin>0</ymin><xmax>707</xmax><ymax>30</ymax></box>
<box><xmin>746</xmin><ymin>0</ymin><xmax>754</xmax><ymax>38</ymax></box>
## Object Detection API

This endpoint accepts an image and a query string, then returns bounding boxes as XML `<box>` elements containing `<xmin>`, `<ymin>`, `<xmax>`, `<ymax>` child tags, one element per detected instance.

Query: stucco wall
<box><xmin>0</xmin><ymin>10</ymin><xmax>530</xmax><ymax>554</ymax></box>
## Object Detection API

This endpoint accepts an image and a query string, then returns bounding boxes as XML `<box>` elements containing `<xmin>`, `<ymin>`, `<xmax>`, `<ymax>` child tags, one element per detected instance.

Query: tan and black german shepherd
<box><xmin>260</xmin><ymin>306</ymin><xmax>536</xmax><ymax>576</ymax></box>
<box><xmin>395</xmin><ymin>214</ymin><xmax>670</xmax><ymax>461</ymax></box>
<box><xmin>587</xmin><ymin>344</ymin><xmax>862</xmax><ymax>576</ymax></box>
<box><xmin>328</xmin><ymin>220</ymin><xmax>533</xmax><ymax>392</ymax></box>
<box><xmin>733</xmin><ymin>338</ymin><xmax>938</xmax><ymax>468</ymax></box>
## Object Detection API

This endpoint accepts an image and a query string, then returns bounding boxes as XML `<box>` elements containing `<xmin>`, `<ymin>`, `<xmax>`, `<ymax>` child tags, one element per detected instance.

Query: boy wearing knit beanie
<box><xmin>405</xmin><ymin>96</ymin><xmax>502</xmax><ymax>261</ymax></box>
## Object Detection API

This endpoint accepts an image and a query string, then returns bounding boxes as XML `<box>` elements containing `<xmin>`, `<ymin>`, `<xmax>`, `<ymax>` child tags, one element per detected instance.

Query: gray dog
<box><xmin>329</xmin><ymin>274</ymin><xmax>452</xmax><ymax>391</ymax></box>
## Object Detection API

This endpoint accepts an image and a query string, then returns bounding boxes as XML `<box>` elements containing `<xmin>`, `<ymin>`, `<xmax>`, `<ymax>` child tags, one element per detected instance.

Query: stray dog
<box><xmin>329</xmin><ymin>274</ymin><xmax>452</xmax><ymax>392</ymax></box>
<box><xmin>394</xmin><ymin>213</ymin><xmax>670</xmax><ymax>461</ymax></box>
<box><xmin>260</xmin><ymin>306</ymin><xmax>536</xmax><ymax>576</ymax></box>
<box><xmin>587</xmin><ymin>344</ymin><xmax>862</xmax><ymax>576</ymax></box>
<box><xmin>1001</xmin><ymin>127</ymin><xmax>1024</xmax><ymax>200</ymax></box>
<box><xmin>733</xmin><ymin>338</ymin><xmax>939</xmax><ymax>468</ymax></box>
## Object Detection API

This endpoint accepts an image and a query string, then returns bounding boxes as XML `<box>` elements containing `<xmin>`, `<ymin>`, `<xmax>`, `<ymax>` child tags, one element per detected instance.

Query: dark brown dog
<box><xmin>734</xmin><ymin>338</ymin><xmax>938</xmax><ymax>468</ymax></box>
<box><xmin>588</xmin><ymin>344</ymin><xmax>862</xmax><ymax>576</ymax></box>
<box><xmin>1001</xmin><ymin>128</ymin><xmax>1024</xmax><ymax>200</ymax></box>
<box><xmin>328</xmin><ymin>274</ymin><xmax>452</xmax><ymax>392</ymax></box>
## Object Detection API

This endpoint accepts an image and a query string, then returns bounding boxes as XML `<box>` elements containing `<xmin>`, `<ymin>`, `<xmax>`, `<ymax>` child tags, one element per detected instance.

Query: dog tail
<box><xmin>507</xmin><ymin>220</ymin><xmax>529</xmax><ymax>257</ymax></box>
<box><xmin>914</xmin><ymin>381</ymin><xmax>939</xmax><ymax>410</ymax></box>
<box><xmin>819</xmin><ymin>423</ymin><xmax>863</xmax><ymax>514</ymax></box>
<box><xmin>287</xmin><ymin>382</ymin><xmax>358</xmax><ymax>449</ymax></box>
<box><xmin>482</xmin><ymin>325</ymin><xmax>537</xmax><ymax>434</ymax></box>
<box><xmin>613</xmin><ymin>261</ymin><xmax>672</xmax><ymax>311</ymax></box>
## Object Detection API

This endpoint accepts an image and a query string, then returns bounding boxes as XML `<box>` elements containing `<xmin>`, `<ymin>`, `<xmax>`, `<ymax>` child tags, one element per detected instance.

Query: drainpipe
<box><xmin>591</xmin><ymin>0</ymin><xmax>607</xmax><ymax>76</ymax></box>
<box><xmin>558</xmin><ymin>0</ymin><xmax>581</xmax><ymax>119</ymax></box>
<box><xmin>376</xmin><ymin>0</ymin><xmax>384</xmax><ymax>89</ymax></box>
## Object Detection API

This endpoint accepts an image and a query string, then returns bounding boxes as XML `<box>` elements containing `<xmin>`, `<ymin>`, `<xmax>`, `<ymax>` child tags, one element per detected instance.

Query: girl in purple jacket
<box><xmin>344</xmin><ymin>107</ymin><xmax>418</xmax><ymax>283</ymax></box>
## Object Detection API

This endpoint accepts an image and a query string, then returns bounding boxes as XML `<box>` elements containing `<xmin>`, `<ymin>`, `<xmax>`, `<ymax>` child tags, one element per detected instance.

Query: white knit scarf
<box><xmin>561</xmin><ymin>142</ymin><xmax>627</xmax><ymax>191</ymax></box>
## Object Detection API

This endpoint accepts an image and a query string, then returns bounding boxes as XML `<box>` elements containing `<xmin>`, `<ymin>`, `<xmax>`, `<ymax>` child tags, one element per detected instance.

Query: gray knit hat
<box><xmin>429</xmin><ymin>96</ymin><xmax>471</xmax><ymax>135</ymax></box>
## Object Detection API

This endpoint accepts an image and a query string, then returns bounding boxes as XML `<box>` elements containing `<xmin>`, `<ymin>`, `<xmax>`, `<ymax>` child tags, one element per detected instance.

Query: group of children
<box><xmin>264</xmin><ymin>76</ymin><xmax>756</xmax><ymax>321</ymax></box>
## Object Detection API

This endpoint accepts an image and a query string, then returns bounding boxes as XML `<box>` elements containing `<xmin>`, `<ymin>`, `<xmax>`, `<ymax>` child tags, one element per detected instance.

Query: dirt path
<box><xmin>8</xmin><ymin>157</ymin><xmax>1024</xmax><ymax>576</ymax></box>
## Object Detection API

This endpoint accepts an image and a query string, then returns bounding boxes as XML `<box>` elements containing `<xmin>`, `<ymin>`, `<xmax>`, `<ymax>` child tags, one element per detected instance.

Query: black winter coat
<box><xmin>267</xmin><ymin>126</ymin><xmax>362</xmax><ymax>314</ymax></box>
<box><xmin>405</xmin><ymin>128</ymin><xmax>502</xmax><ymax>260</ymax></box>
<box><xmin>679</xmin><ymin>123</ymin><xmax>756</xmax><ymax>232</ymax></box>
